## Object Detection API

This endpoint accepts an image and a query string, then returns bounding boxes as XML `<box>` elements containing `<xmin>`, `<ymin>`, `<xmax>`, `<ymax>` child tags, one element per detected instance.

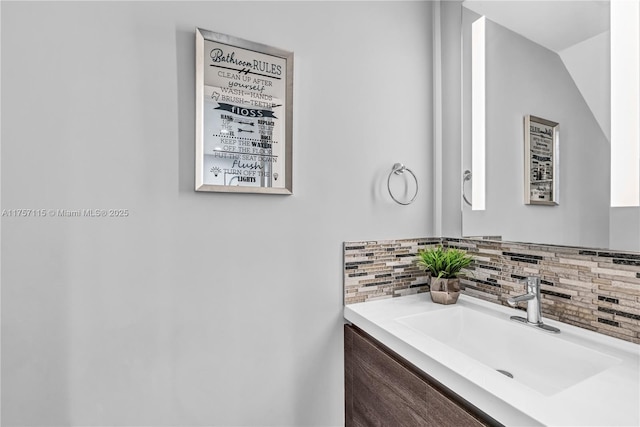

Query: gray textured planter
<box><xmin>430</xmin><ymin>277</ymin><xmax>461</xmax><ymax>305</ymax></box>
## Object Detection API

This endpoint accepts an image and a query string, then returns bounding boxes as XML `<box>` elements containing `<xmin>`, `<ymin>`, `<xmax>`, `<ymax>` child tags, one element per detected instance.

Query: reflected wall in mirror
<box><xmin>461</xmin><ymin>1</ymin><xmax>619</xmax><ymax>249</ymax></box>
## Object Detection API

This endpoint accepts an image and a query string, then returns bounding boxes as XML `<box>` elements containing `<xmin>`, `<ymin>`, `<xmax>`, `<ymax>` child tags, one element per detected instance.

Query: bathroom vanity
<box><xmin>344</xmin><ymin>293</ymin><xmax>640</xmax><ymax>426</ymax></box>
<box><xmin>345</xmin><ymin>324</ymin><xmax>497</xmax><ymax>426</ymax></box>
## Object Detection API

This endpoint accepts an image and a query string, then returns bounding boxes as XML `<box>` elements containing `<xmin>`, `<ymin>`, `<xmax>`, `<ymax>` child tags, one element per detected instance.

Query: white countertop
<box><xmin>344</xmin><ymin>293</ymin><xmax>640</xmax><ymax>427</ymax></box>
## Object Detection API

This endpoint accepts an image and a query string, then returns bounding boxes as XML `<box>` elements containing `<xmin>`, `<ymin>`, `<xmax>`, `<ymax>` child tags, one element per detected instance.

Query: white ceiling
<box><xmin>462</xmin><ymin>0</ymin><xmax>610</xmax><ymax>52</ymax></box>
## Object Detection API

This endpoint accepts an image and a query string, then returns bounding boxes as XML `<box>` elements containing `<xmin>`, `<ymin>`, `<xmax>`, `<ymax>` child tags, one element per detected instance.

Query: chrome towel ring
<box><xmin>463</xmin><ymin>169</ymin><xmax>472</xmax><ymax>207</ymax></box>
<box><xmin>387</xmin><ymin>163</ymin><xmax>418</xmax><ymax>205</ymax></box>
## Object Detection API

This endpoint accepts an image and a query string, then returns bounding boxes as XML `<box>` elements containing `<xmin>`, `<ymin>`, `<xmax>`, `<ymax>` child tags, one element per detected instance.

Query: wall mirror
<box><xmin>461</xmin><ymin>1</ymin><xmax>618</xmax><ymax>249</ymax></box>
<box><xmin>195</xmin><ymin>28</ymin><xmax>293</xmax><ymax>194</ymax></box>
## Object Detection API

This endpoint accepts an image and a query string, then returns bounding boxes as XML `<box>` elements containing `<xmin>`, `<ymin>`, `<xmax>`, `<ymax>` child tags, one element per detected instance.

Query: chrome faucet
<box><xmin>507</xmin><ymin>276</ymin><xmax>560</xmax><ymax>333</ymax></box>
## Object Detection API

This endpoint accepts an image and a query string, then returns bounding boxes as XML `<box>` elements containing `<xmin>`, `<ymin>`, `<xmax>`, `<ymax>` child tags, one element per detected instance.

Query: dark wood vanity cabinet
<box><xmin>344</xmin><ymin>324</ymin><xmax>498</xmax><ymax>427</ymax></box>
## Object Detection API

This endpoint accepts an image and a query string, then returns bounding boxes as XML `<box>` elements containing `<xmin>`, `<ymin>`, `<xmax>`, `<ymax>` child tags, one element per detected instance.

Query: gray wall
<box><xmin>610</xmin><ymin>207</ymin><xmax>640</xmax><ymax>251</ymax></box>
<box><xmin>461</xmin><ymin>13</ymin><xmax>610</xmax><ymax>248</ymax></box>
<box><xmin>439</xmin><ymin>1</ymin><xmax>463</xmax><ymax>238</ymax></box>
<box><xmin>1</xmin><ymin>1</ymin><xmax>434</xmax><ymax>425</ymax></box>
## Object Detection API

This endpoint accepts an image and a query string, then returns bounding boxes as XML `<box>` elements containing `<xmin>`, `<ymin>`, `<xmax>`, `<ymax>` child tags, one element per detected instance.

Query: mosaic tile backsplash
<box><xmin>344</xmin><ymin>237</ymin><xmax>640</xmax><ymax>344</ymax></box>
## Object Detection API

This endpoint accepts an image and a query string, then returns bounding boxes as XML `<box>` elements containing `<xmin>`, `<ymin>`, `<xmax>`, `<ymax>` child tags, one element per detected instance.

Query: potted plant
<box><xmin>416</xmin><ymin>245</ymin><xmax>474</xmax><ymax>305</ymax></box>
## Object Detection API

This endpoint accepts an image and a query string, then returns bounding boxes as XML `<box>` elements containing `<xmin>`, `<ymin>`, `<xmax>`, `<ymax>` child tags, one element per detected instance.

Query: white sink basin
<box><xmin>395</xmin><ymin>305</ymin><xmax>621</xmax><ymax>396</ymax></box>
<box><xmin>345</xmin><ymin>293</ymin><xmax>640</xmax><ymax>426</ymax></box>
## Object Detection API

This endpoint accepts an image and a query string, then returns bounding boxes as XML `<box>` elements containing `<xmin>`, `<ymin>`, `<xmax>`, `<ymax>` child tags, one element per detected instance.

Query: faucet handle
<box><xmin>522</xmin><ymin>276</ymin><xmax>543</xmax><ymax>301</ymax></box>
<box><xmin>522</xmin><ymin>276</ymin><xmax>540</xmax><ymax>289</ymax></box>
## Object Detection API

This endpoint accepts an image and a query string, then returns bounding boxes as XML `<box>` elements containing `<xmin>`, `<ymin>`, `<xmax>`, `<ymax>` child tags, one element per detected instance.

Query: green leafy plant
<box><xmin>416</xmin><ymin>246</ymin><xmax>474</xmax><ymax>279</ymax></box>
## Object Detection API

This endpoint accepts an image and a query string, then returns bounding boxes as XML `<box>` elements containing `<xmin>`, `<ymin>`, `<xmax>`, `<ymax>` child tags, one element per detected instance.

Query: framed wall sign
<box><xmin>195</xmin><ymin>28</ymin><xmax>293</xmax><ymax>194</ymax></box>
<box><xmin>524</xmin><ymin>115</ymin><xmax>559</xmax><ymax>205</ymax></box>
